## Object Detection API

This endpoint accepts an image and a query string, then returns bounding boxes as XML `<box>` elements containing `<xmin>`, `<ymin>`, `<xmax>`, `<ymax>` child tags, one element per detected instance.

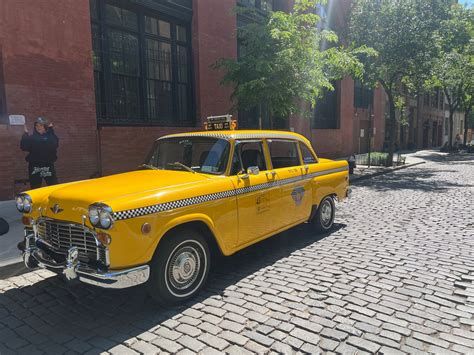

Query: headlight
<box><xmin>88</xmin><ymin>203</ymin><xmax>114</xmax><ymax>229</ymax></box>
<box><xmin>15</xmin><ymin>194</ymin><xmax>32</xmax><ymax>213</ymax></box>
<box><xmin>15</xmin><ymin>196</ymin><xmax>24</xmax><ymax>212</ymax></box>
<box><xmin>99</xmin><ymin>209</ymin><xmax>113</xmax><ymax>229</ymax></box>
<box><xmin>88</xmin><ymin>206</ymin><xmax>100</xmax><ymax>226</ymax></box>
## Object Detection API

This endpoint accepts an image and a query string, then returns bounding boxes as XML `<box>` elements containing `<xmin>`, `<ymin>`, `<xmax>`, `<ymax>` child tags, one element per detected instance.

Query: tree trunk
<box><xmin>448</xmin><ymin>109</ymin><xmax>454</xmax><ymax>148</ymax></box>
<box><xmin>386</xmin><ymin>91</ymin><xmax>396</xmax><ymax>166</ymax></box>
<box><xmin>464</xmin><ymin>107</ymin><xmax>471</xmax><ymax>144</ymax></box>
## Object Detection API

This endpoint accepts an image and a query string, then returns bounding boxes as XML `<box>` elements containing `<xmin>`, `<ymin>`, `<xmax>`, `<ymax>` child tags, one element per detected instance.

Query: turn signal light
<box><xmin>97</xmin><ymin>232</ymin><xmax>112</xmax><ymax>246</ymax></box>
<box><xmin>141</xmin><ymin>222</ymin><xmax>152</xmax><ymax>234</ymax></box>
<box><xmin>22</xmin><ymin>216</ymin><xmax>32</xmax><ymax>226</ymax></box>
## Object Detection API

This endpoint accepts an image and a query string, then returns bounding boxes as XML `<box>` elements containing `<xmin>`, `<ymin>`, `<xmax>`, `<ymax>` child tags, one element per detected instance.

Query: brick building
<box><xmin>0</xmin><ymin>0</ymin><xmax>386</xmax><ymax>200</ymax></box>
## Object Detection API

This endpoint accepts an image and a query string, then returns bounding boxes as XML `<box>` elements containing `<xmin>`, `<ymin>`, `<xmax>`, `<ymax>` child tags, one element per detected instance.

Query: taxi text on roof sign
<box><xmin>204</xmin><ymin>114</ymin><xmax>237</xmax><ymax>131</ymax></box>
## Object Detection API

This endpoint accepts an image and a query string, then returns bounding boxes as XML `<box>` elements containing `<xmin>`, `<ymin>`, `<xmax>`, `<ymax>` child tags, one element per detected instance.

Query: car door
<box><xmin>228</xmin><ymin>140</ymin><xmax>281</xmax><ymax>247</ymax></box>
<box><xmin>267</xmin><ymin>139</ymin><xmax>313</xmax><ymax>227</ymax></box>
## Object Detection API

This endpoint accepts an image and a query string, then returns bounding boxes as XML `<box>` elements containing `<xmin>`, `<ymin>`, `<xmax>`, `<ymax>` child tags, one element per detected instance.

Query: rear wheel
<box><xmin>313</xmin><ymin>196</ymin><xmax>335</xmax><ymax>233</ymax></box>
<box><xmin>148</xmin><ymin>228</ymin><xmax>210</xmax><ymax>306</ymax></box>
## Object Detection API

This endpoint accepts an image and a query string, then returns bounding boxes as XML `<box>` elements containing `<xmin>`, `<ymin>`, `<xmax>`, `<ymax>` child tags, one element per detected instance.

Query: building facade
<box><xmin>0</xmin><ymin>0</ymin><xmax>386</xmax><ymax>200</ymax></box>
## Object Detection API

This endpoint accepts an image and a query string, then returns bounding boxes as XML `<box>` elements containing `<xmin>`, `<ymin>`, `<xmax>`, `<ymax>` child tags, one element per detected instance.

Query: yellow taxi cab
<box><xmin>16</xmin><ymin>115</ymin><xmax>350</xmax><ymax>305</ymax></box>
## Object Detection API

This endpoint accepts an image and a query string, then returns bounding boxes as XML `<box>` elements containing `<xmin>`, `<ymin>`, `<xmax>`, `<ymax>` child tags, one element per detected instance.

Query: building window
<box><xmin>238</xmin><ymin>0</ymin><xmax>274</xmax><ymax>12</ymax></box>
<box><xmin>91</xmin><ymin>0</ymin><xmax>194</xmax><ymax>126</ymax></box>
<box><xmin>354</xmin><ymin>80</ymin><xmax>373</xmax><ymax>109</ymax></box>
<box><xmin>313</xmin><ymin>84</ymin><xmax>339</xmax><ymax>129</ymax></box>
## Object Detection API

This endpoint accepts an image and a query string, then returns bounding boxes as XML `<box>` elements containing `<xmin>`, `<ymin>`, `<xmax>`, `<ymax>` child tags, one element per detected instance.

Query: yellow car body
<box><xmin>18</xmin><ymin>129</ymin><xmax>349</xmax><ymax>301</ymax></box>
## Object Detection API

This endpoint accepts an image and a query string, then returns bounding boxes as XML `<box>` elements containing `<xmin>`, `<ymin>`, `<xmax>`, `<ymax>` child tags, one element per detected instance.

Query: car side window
<box><xmin>231</xmin><ymin>141</ymin><xmax>267</xmax><ymax>175</ymax></box>
<box><xmin>268</xmin><ymin>140</ymin><xmax>300</xmax><ymax>169</ymax></box>
<box><xmin>299</xmin><ymin>142</ymin><xmax>318</xmax><ymax>164</ymax></box>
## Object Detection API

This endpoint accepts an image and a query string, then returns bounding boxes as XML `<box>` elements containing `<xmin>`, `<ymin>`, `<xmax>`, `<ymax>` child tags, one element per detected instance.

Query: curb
<box><xmin>350</xmin><ymin>161</ymin><xmax>426</xmax><ymax>183</ymax></box>
<box><xmin>0</xmin><ymin>259</ymin><xmax>28</xmax><ymax>279</ymax></box>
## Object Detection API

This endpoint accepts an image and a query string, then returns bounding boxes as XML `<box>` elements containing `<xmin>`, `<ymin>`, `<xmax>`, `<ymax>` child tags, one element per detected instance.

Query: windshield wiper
<box><xmin>138</xmin><ymin>164</ymin><xmax>159</xmax><ymax>170</ymax></box>
<box><xmin>168</xmin><ymin>162</ymin><xmax>196</xmax><ymax>173</ymax></box>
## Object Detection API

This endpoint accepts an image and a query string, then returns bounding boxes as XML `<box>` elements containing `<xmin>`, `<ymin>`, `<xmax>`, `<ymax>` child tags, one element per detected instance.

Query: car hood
<box><xmin>52</xmin><ymin>170</ymin><xmax>210</xmax><ymax>203</ymax></box>
<box><xmin>37</xmin><ymin>170</ymin><xmax>212</xmax><ymax>220</ymax></box>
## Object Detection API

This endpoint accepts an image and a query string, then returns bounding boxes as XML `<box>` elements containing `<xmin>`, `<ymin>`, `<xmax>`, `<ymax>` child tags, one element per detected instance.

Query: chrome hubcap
<box><xmin>169</xmin><ymin>247</ymin><xmax>200</xmax><ymax>290</ymax></box>
<box><xmin>321</xmin><ymin>201</ymin><xmax>333</xmax><ymax>227</ymax></box>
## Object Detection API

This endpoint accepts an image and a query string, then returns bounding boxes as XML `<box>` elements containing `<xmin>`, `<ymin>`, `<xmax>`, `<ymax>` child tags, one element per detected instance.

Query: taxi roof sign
<box><xmin>204</xmin><ymin>114</ymin><xmax>237</xmax><ymax>131</ymax></box>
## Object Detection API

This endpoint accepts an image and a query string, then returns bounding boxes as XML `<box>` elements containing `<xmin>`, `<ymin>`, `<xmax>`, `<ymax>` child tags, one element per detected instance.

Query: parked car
<box><xmin>16</xmin><ymin>116</ymin><xmax>350</xmax><ymax>305</ymax></box>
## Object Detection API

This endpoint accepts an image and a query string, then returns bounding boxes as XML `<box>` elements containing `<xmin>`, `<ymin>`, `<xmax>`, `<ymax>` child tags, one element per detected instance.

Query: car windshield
<box><xmin>145</xmin><ymin>137</ymin><xmax>230</xmax><ymax>175</ymax></box>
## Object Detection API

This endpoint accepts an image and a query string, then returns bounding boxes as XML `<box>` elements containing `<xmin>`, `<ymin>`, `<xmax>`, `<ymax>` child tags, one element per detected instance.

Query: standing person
<box><xmin>20</xmin><ymin>117</ymin><xmax>59</xmax><ymax>189</ymax></box>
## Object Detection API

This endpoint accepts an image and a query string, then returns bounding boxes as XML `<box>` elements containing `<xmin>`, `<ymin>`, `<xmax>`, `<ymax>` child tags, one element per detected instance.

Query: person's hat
<box><xmin>35</xmin><ymin>117</ymin><xmax>49</xmax><ymax>126</ymax></box>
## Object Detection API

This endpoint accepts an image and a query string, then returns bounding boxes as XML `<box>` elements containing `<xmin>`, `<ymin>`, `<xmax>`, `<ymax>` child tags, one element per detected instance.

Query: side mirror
<box><xmin>0</xmin><ymin>218</ymin><xmax>9</xmax><ymax>236</ymax></box>
<box><xmin>247</xmin><ymin>166</ymin><xmax>260</xmax><ymax>175</ymax></box>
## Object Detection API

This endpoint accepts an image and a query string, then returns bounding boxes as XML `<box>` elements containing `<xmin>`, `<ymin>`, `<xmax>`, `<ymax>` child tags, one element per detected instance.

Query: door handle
<box><xmin>266</xmin><ymin>171</ymin><xmax>277</xmax><ymax>178</ymax></box>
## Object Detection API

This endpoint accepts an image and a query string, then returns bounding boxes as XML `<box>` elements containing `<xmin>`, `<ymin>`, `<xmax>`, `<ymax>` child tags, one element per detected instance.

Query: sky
<box><xmin>460</xmin><ymin>0</ymin><xmax>473</xmax><ymax>7</ymax></box>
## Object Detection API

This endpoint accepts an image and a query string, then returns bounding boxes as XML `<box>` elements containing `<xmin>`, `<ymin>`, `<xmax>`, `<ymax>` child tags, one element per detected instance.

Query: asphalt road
<box><xmin>0</xmin><ymin>151</ymin><xmax>473</xmax><ymax>354</ymax></box>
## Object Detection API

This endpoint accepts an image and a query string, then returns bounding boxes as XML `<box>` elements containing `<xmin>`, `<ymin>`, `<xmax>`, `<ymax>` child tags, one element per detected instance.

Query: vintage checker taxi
<box><xmin>16</xmin><ymin>115</ymin><xmax>350</xmax><ymax>305</ymax></box>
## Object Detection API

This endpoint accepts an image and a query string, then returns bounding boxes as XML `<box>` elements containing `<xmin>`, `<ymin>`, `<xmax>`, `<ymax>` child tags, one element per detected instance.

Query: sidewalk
<box><xmin>350</xmin><ymin>150</ymin><xmax>427</xmax><ymax>182</ymax></box>
<box><xmin>0</xmin><ymin>200</ymin><xmax>23</xmax><ymax>267</ymax></box>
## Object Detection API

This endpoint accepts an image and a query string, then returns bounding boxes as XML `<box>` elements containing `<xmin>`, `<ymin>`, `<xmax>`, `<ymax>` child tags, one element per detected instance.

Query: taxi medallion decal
<box><xmin>291</xmin><ymin>186</ymin><xmax>305</xmax><ymax>206</ymax></box>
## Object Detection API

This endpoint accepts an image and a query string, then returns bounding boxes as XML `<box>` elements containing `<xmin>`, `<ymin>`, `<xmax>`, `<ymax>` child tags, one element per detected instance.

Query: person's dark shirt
<box><xmin>20</xmin><ymin>128</ymin><xmax>59</xmax><ymax>164</ymax></box>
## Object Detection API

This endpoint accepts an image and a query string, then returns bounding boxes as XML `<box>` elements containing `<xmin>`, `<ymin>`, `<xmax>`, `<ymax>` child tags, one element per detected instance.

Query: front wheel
<box><xmin>312</xmin><ymin>196</ymin><xmax>335</xmax><ymax>233</ymax></box>
<box><xmin>148</xmin><ymin>228</ymin><xmax>210</xmax><ymax>306</ymax></box>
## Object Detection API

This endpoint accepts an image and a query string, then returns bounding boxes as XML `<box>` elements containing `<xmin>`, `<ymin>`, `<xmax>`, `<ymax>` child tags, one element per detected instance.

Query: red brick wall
<box><xmin>0</xmin><ymin>0</ymin><xmax>98</xmax><ymax>199</ymax></box>
<box><xmin>99</xmin><ymin>0</ymin><xmax>237</xmax><ymax>176</ymax></box>
<box><xmin>192</xmin><ymin>0</ymin><xmax>237</xmax><ymax>123</ymax></box>
<box><xmin>372</xmin><ymin>86</ymin><xmax>386</xmax><ymax>151</ymax></box>
<box><xmin>99</xmin><ymin>126</ymin><xmax>196</xmax><ymax>176</ymax></box>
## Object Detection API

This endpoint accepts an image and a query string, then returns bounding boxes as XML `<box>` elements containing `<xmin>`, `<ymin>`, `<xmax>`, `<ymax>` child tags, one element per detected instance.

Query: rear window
<box><xmin>300</xmin><ymin>142</ymin><xmax>317</xmax><ymax>164</ymax></box>
<box><xmin>268</xmin><ymin>140</ymin><xmax>300</xmax><ymax>169</ymax></box>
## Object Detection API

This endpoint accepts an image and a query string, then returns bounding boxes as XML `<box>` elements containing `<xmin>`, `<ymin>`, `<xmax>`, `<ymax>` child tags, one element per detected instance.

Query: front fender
<box><xmin>143</xmin><ymin>213</ymin><xmax>231</xmax><ymax>264</ymax></box>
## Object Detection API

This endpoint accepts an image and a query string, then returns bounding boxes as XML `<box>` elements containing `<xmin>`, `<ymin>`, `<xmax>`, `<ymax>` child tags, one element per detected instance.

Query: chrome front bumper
<box><xmin>20</xmin><ymin>234</ymin><xmax>150</xmax><ymax>289</ymax></box>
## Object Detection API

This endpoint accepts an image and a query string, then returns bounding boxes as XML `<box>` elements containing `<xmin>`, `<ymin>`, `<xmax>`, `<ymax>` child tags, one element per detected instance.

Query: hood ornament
<box><xmin>50</xmin><ymin>204</ymin><xmax>64</xmax><ymax>214</ymax></box>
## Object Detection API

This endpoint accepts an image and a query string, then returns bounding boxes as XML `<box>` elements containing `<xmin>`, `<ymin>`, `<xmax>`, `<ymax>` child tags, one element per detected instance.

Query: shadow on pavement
<box><xmin>414</xmin><ymin>151</ymin><xmax>474</xmax><ymax>164</ymax></box>
<box><xmin>0</xmin><ymin>223</ymin><xmax>342</xmax><ymax>353</ymax></box>
<box><xmin>353</xmin><ymin>165</ymin><xmax>473</xmax><ymax>193</ymax></box>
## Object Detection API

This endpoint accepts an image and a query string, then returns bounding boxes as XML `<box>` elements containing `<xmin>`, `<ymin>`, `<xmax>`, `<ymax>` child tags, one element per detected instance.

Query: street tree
<box><xmin>461</xmin><ymin>90</ymin><xmax>474</xmax><ymax>144</ymax></box>
<box><xmin>427</xmin><ymin>5</ymin><xmax>474</xmax><ymax>147</ymax></box>
<box><xmin>214</xmin><ymin>0</ymin><xmax>374</xmax><ymax>129</ymax></box>
<box><xmin>349</xmin><ymin>0</ymin><xmax>450</xmax><ymax>165</ymax></box>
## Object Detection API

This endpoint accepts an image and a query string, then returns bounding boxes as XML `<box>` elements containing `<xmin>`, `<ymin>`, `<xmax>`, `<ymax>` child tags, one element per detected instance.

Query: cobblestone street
<box><xmin>1</xmin><ymin>151</ymin><xmax>473</xmax><ymax>354</ymax></box>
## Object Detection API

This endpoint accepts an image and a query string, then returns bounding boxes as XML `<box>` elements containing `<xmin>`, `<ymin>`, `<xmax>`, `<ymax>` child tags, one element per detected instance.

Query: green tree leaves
<box><xmin>349</xmin><ymin>0</ymin><xmax>451</xmax><ymax>162</ymax></box>
<box><xmin>214</xmin><ymin>0</ymin><xmax>374</xmax><ymax>123</ymax></box>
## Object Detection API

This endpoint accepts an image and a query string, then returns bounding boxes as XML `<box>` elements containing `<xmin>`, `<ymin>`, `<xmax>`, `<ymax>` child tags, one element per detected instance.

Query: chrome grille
<box><xmin>37</xmin><ymin>219</ymin><xmax>104</xmax><ymax>264</ymax></box>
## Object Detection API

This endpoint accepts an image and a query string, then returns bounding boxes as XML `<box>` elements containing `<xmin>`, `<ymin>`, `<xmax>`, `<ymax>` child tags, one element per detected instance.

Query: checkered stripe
<box><xmin>113</xmin><ymin>190</ymin><xmax>236</xmax><ymax>221</ymax></box>
<box><xmin>235</xmin><ymin>180</ymin><xmax>279</xmax><ymax>196</ymax></box>
<box><xmin>113</xmin><ymin>166</ymin><xmax>348</xmax><ymax>221</ymax></box>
